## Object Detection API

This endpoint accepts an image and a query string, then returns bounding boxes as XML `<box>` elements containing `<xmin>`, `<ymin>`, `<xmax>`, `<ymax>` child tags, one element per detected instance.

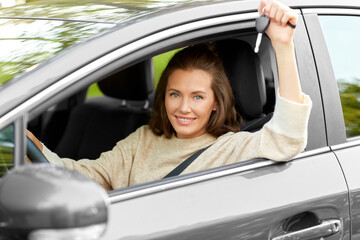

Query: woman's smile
<box><xmin>176</xmin><ymin>116</ymin><xmax>196</xmax><ymax>125</ymax></box>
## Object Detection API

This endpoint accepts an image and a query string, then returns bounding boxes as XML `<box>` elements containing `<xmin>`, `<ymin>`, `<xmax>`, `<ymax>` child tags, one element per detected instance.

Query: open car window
<box><xmin>27</xmin><ymin>32</ymin><xmax>278</xmax><ymax>189</ymax></box>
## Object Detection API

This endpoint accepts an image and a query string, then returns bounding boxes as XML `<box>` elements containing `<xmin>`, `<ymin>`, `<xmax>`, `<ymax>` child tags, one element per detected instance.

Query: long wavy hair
<box><xmin>149</xmin><ymin>43</ymin><xmax>241</xmax><ymax>138</ymax></box>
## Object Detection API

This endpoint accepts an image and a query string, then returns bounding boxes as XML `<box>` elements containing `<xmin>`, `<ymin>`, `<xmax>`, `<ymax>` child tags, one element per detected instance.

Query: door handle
<box><xmin>271</xmin><ymin>219</ymin><xmax>341</xmax><ymax>240</ymax></box>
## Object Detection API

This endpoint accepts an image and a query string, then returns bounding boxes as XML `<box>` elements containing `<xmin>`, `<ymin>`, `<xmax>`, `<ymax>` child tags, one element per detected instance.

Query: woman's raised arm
<box><xmin>259</xmin><ymin>0</ymin><xmax>304</xmax><ymax>104</ymax></box>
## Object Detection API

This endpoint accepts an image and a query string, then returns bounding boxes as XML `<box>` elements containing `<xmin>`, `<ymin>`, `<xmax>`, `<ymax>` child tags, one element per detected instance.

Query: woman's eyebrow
<box><xmin>167</xmin><ymin>89</ymin><xmax>207</xmax><ymax>95</ymax></box>
<box><xmin>167</xmin><ymin>88</ymin><xmax>180</xmax><ymax>92</ymax></box>
<box><xmin>192</xmin><ymin>90</ymin><xmax>207</xmax><ymax>95</ymax></box>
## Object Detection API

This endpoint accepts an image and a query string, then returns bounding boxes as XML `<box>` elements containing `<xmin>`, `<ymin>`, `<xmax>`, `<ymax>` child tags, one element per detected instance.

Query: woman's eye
<box><xmin>194</xmin><ymin>95</ymin><xmax>203</xmax><ymax>100</ymax></box>
<box><xmin>170</xmin><ymin>93</ymin><xmax>179</xmax><ymax>98</ymax></box>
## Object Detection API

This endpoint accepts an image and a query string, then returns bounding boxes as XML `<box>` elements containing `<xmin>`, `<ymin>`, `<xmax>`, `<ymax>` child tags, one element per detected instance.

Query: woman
<box><xmin>28</xmin><ymin>0</ymin><xmax>312</xmax><ymax>191</ymax></box>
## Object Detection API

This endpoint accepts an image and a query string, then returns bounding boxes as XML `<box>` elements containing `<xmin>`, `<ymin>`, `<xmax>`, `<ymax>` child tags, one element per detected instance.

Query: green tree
<box><xmin>338</xmin><ymin>78</ymin><xmax>360</xmax><ymax>137</ymax></box>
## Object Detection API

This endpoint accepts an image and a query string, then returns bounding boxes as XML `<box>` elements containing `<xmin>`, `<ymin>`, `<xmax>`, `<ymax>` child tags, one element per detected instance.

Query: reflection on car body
<box><xmin>0</xmin><ymin>0</ymin><xmax>360</xmax><ymax>239</ymax></box>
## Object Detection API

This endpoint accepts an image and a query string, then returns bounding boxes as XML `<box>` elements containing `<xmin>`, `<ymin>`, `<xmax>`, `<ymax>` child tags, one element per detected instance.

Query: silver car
<box><xmin>0</xmin><ymin>0</ymin><xmax>359</xmax><ymax>239</ymax></box>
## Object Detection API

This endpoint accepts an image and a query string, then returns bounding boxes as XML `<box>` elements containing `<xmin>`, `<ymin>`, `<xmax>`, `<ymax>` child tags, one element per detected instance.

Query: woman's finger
<box><xmin>281</xmin><ymin>10</ymin><xmax>298</xmax><ymax>27</ymax></box>
<box><xmin>258</xmin><ymin>0</ymin><xmax>266</xmax><ymax>15</ymax></box>
<box><xmin>268</xmin><ymin>5</ymin><xmax>277</xmax><ymax>20</ymax></box>
<box><xmin>275</xmin><ymin>7</ymin><xmax>284</xmax><ymax>24</ymax></box>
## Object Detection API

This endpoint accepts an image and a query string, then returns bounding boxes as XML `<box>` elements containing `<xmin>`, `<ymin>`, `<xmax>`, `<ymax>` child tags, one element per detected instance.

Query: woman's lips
<box><xmin>176</xmin><ymin>116</ymin><xmax>195</xmax><ymax>125</ymax></box>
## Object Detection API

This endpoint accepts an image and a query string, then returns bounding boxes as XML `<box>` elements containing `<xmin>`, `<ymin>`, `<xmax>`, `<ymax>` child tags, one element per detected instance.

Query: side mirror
<box><xmin>0</xmin><ymin>164</ymin><xmax>108</xmax><ymax>240</ymax></box>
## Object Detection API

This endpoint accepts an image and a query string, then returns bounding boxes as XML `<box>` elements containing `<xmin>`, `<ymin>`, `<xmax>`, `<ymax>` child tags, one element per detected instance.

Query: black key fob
<box><xmin>255</xmin><ymin>15</ymin><xmax>270</xmax><ymax>33</ymax></box>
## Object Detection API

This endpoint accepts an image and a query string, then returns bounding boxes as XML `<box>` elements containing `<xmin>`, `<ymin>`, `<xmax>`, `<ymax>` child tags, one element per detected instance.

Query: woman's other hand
<box><xmin>26</xmin><ymin>130</ymin><xmax>43</xmax><ymax>152</ymax></box>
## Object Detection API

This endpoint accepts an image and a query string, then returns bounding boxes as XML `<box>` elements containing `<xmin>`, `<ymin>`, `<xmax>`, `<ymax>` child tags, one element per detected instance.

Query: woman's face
<box><xmin>165</xmin><ymin>69</ymin><xmax>217</xmax><ymax>139</ymax></box>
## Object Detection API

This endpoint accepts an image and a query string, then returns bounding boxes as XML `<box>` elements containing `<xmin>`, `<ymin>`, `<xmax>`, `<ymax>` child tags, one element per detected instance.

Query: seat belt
<box><xmin>163</xmin><ymin>145</ymin><xmax>211</xmax><ymax>179</ymax></box>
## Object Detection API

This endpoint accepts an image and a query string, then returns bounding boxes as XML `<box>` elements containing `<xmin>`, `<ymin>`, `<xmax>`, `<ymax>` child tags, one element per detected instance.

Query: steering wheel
<box><xmin>26</xmin><ymin>135</ymin><xmax>49</xmax><ymax>163</ymax></box>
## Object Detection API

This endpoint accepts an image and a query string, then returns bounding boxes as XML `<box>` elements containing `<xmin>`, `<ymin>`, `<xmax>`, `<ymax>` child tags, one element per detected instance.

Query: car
<box><xmin>0</xmin><ymin>0</ymin><xmax>360</xmax><ymax>239</ymax></box>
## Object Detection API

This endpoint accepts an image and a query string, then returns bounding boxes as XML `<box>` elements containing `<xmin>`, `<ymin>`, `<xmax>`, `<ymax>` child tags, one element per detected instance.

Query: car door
<box><xmin>0</xmin><ymin>1</ymin><xmax>350</xmax><ymax>239</ymax></box>
<box><xmin>101</xmin><ymin>6</ymin><xmax>350</xmax><ymax>240</ymax></box>
<box><xmin>303</xmin><ymin>5</ymin><xmax>360</xmax><ymax>239</ymax></box>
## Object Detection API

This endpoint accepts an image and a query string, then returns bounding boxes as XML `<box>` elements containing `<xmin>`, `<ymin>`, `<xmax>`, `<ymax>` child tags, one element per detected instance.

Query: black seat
<box><xmin>55</xmin><ymin>60</ymin><xmax>154</xmax><ymax>159</ymax></box>
<box><xmin>215</xmin><ymin>39</ymin><xmax>272</xmax><ymax>131</ymax></box>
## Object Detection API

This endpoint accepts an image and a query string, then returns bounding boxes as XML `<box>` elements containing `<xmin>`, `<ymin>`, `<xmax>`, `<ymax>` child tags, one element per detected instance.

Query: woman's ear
<box><xmin>213</xmin><ymin>102</ymin><xmax>217</xmax><ymax>111</ymax></box>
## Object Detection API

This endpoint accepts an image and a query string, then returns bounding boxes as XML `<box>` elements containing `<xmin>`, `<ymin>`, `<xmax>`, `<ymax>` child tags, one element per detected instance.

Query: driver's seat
<box><xmin>55</xmin><ymin>60</ymin><xmax>154</xmax><ymax>159</ymax></box>
<box><xmin>215</xmin><ymin>39</ymin><xmax>272</xmax><ymax>132</ymax></box>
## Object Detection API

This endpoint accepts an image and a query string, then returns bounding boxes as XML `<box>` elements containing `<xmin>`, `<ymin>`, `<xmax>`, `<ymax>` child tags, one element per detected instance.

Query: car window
<box><xmin>319</xmin><ymin>16</ymin><xmax>360</xmax><ymax>138</ymax></box>
<box><xmin>0</xmin><ymin>124</ymin><xmax>14</xmax><ymax>178</ymax></box>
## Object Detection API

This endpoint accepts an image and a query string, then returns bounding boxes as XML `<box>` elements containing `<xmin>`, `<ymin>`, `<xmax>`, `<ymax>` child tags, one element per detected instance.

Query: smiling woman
<box><xmin>151</xmin><ymin>43</ymin><xmax>240</xmax><ymax>139</ymax></box>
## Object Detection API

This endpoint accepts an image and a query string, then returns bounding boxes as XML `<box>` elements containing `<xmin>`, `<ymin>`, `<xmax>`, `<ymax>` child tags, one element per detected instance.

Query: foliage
<box><xmin>338</xmin><ymin>78</ymin><xmax>360</xmax><ymax>138</ymax></box>
<box><xmin>0</xmin><ymin>125</ymin><xmax>14</xmax><ymax>178</ymax></box>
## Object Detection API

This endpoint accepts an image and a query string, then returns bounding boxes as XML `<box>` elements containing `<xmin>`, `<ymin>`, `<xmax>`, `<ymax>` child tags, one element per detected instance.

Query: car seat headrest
<box><xmin>98</xmin><ymin>59</ymin><xmax>154</xmax><ymax>101</ymax></box>
<box><xmin>215</xmin><ymin>39</ymin><xmax>266</xmax><ymax>120</ymax></box>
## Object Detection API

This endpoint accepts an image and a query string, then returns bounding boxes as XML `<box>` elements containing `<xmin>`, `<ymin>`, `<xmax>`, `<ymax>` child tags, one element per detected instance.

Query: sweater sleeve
<box><xmin>209</xmin><ymin>90</ymin><xmax>312</xmax><ymax>165</ymax></box>
<box><xmin>43</xmin><ymin>126</ymin><xmax>143</xmax><ymax>190</ymax></box>
<box><xmin>251</xmin><ymin>90</ymin><xmax>312</xmax><ymax>161</ymax></box>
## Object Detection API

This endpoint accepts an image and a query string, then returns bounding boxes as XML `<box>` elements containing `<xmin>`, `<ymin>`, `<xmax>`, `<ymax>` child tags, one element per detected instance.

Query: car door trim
<box><xmin>330</xmin><ymin>139</ymin><xmax>360</xmax><ymax>151</ymax></box>
<box><xmin>302</xmin><ymin>8</ymin><xmax>360</xmax><ymax>16</ymax></box>
<box><xmin>0</xmin><ymin>12</ymin><xmax>259</xmax><ymax>130</ymax></box>
<box><xmin>109</xmin><ymin>147</ymin><xmax>331</xmax><ymax>204</ymax></box>
<box><xmin>13</xmin><ymin>115</ymin><xmax>27</xmax><ymax>167</ymax></box>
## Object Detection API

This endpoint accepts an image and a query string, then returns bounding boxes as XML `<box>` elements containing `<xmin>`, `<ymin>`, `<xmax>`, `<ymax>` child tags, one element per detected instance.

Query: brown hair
<box><xmin>149</xmin><ymin>43</ymin><xmax>241</xmax><ymax>138</ymax></box>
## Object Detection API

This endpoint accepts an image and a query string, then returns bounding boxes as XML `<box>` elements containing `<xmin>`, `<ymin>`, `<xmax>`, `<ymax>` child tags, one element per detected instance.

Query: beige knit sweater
<box><xmin>43</xmin><ymin>92</ymin><xmax>312</xmax><ymax>191</ymax></box>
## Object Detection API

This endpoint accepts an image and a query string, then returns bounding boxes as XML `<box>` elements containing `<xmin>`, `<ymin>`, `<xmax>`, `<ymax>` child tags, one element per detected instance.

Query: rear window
<box><xmin>319</xmin><ymin>15</ymin><xmax>360</xmax><ymax>138</ymax></box>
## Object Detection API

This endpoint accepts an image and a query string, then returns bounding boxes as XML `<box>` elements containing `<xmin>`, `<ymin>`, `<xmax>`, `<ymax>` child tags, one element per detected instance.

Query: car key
<box><xmin>254</xmin><ymin>15</ymin><xmax>296</xmax><ymax>53</ymax></box>
<box><xmin>254</xmin><ymin>15</ymin><xmax>270</xmax><ymax>53</ymax></box>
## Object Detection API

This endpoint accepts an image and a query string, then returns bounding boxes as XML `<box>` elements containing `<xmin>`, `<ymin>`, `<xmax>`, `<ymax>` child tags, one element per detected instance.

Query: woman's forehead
<box><xmin>167</xmin><ymin>69</ymin><xmax>213</xmax><ymax>90</ymax></box>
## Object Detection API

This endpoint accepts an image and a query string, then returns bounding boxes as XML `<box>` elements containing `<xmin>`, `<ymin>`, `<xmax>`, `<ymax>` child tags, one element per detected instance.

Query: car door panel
<box><xmin>333</xmin><ymin>144</ymin><xmax>360</xmax><ymax>239</ymax></box>
<box><xmin>103</xmin><ymin>152</ymin><xmax>349</xmax><ymax>239</ymax></box>
<box><xmin>333</xmin><ymin>145</ymin><xmax>360</xmax><ymax>239</ymax></box>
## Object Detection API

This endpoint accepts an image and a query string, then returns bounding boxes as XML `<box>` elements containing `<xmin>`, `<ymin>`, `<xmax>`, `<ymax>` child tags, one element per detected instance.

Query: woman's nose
<box><xmin>179</xmin><ymin>99</ymin><xmax>191</xmax><ymax>113</ymax></box>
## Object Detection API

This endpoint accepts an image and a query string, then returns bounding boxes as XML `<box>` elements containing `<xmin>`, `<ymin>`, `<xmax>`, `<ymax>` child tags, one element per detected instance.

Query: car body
<box><xmin>0</xmin><ymin>0</ymin><xmax>360</xmax><ymax>239</ymax></box>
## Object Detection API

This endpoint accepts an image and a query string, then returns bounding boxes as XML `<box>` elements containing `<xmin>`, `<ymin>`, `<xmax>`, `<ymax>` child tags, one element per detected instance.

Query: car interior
<box><xmin>27</xmin><ymin>34</ymin><xmax>276</xmax><ymax>164</ymax></box>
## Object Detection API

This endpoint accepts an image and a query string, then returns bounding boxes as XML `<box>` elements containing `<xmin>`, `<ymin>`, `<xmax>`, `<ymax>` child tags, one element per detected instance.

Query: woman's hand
<box><xmin>258</xmin><ymin>0</ymin><xmax>298</xmax><ymax>48</ymax></box>
<box><xmin>258</xmin><ymin>0</ymin><xmax>304</xmax><ymax>104</ymax></box>
<box><xmin>26</xmin><ymin>130</ymin><xmax>43</xmax><ymax>152</ymax></box>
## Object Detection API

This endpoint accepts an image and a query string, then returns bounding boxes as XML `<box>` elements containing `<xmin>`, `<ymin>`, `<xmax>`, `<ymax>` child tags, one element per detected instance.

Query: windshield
<box><xmin>0</xmin><ymin>18</ymin><xmax>115</xmax><ymax>87</ymax></box>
